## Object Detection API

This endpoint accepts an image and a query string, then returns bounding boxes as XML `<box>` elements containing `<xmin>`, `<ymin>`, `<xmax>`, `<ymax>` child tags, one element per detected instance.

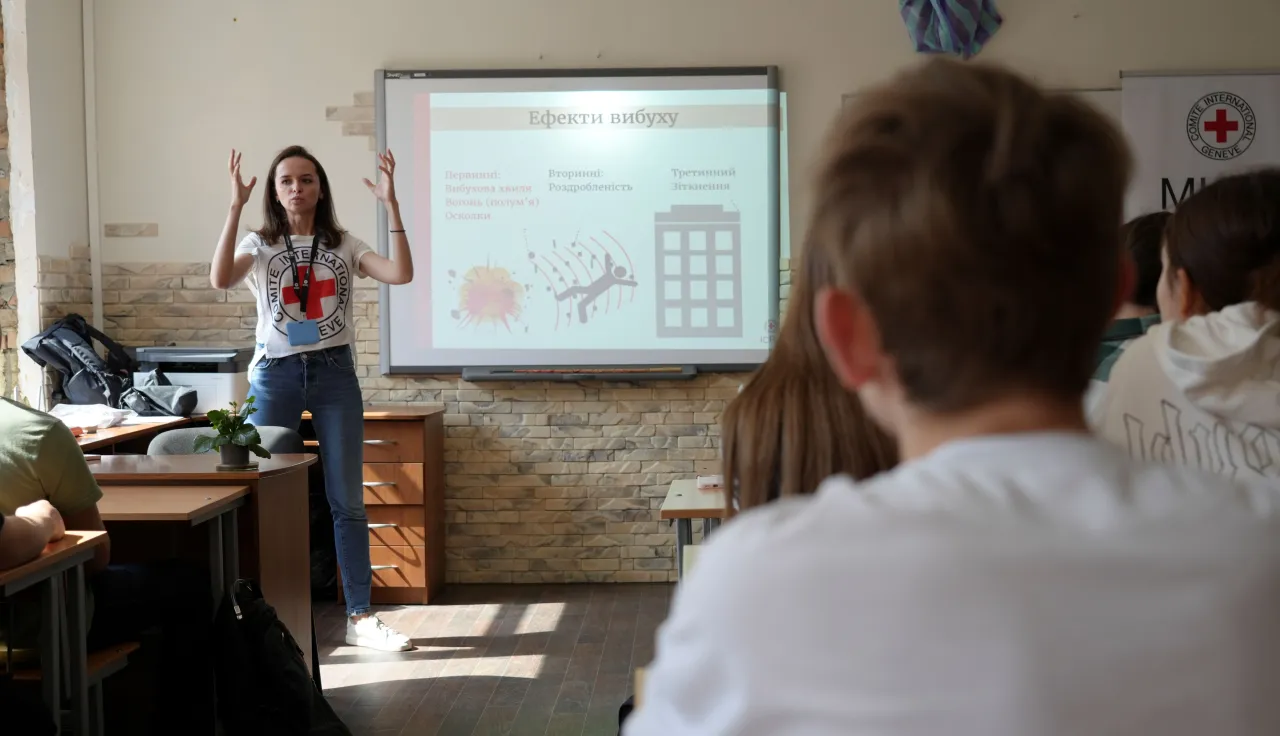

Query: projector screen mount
<box><xmin>374</xmin><ymin>66</ymin><xmax>781</xmax><ymax>377</ymax></box>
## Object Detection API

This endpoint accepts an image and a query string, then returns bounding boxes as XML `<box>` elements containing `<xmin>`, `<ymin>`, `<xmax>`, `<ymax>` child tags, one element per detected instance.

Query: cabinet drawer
<box><xmin>361</xmin><ymin>421</ymin><xmax>424</xmax><ymax>462</ymax></box>
<box><xmin>362</xmin><ymin>463</ymin><xmax>423</xmax><ymax>505</ymax></box>
<box><xmin>367</xmin><ymin>506</ymin><xmax>425</xmax><ymax>547</ymax></box>
<box><xmin>370</xmin><ymin>546</ymin><xmax>427</xmax><ymax>588</ymax></box>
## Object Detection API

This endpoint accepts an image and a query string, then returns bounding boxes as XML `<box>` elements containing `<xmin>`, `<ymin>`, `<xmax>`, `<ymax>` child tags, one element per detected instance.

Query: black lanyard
<box><xmin>282</xmin><ymin>231</ymin><xmax>320</xmax><ymax>314</ymax></box>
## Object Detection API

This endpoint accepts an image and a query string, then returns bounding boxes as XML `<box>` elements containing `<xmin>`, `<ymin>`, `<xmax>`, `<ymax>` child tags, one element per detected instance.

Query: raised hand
<box><xmin>363</xmin><ymin>149</ymin><xmax>397</xmax><ymax>206</ymax></box>
<box><xmin>229</xmin><ymin>149</ymin><xmax>257</xmax><ymax>208</ymax></box>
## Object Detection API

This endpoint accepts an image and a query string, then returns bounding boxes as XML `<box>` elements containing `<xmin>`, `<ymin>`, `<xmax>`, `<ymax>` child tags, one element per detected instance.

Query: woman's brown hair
<box><xmin>720</xmin><ymin>245</ymin><xmax>898</xmax><ymax>513</ymax></box>
<box><xmin>256</xmin><ymin>145</ymin><xmax>346</xmax><ymax>249</ymax></box>
<box><xmin>1121</xmin><ymin>211</ymin><xmax>1171</xmax><ymax>309</ymax></box>
<box><xmin>1165</xmin><ymin>168</ymin><xmax>1280</xmax><ymax>313</ymax></box>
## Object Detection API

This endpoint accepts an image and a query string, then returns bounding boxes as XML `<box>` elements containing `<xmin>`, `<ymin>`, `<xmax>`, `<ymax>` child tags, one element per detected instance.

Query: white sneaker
<box><xmin>345</xmin><ymin>615</ymin><xmax>413</xmax><ymax>652</ymax></box>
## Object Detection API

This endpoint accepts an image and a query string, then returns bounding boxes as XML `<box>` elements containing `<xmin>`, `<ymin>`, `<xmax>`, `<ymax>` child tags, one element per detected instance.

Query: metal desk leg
<box><xmin>675</xmin><ymin>519</ymin><xmax>693</xmax><ymax>582</ymax></box>
<box><xmin>90</xmin><ymin>683</ymin><xmax>105</xmax><ymax>736</ymax></box>
<box><xmin>65</xmin><ymin>564</ymin><xmax>91</xmax><ymax>736</ymax></box>
<box><xmin>208</xmin><ymin>515</ymin><xmax>225</xmax><ymax>605</ymax></box>
<box><xmin>222</xmin><ymin>508</ymin><xmax>240</xmax><ymax>593</ymax></box>
<box><xmin>38</xmin><ymin>577</ymin><xmax>61</xmax><ymax>733</ymax></box>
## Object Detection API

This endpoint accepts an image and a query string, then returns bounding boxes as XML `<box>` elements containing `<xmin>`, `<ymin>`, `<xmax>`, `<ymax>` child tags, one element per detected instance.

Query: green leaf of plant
<box><xmin>192</xmin><ymin>435</ymin><xmax>215</xmax><ymax>454</ymax></box>
<box><xmin>233</xmin><ymin>427</ymin><xmax>262</xmax><ymax>448</ymax></box>
<box><xmin>212</xmin><ymin>435</ymin><xmax>230</xmax><ymax>449</ymax></box>
<box><xmin>248</xmin><ymin>444</ymin><xmax>272</xmax><ymax>459</ymax></box>
<box><xmin>207</xmin><ymin>409</ymin><xmax>228</xmax><ymax>429</ymax></box>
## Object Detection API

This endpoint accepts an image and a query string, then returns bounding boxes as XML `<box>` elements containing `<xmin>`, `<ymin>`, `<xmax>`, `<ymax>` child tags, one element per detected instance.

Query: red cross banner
<box><xmin>1121</xmin><ymin>71</ymin><xmax>1279</xmax><ymax>217</ymax></box>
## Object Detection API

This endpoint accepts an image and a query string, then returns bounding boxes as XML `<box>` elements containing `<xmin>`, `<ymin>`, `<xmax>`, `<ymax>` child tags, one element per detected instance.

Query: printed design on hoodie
<box><xmin>1122</xmin><ymin>400</ymin><xmax>1279</xmax><ymax>479</ymax></box>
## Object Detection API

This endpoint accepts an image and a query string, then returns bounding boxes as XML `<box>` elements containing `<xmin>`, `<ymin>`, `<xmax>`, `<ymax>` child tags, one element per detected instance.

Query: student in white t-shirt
<box><xmin>210</xmin><ymin>146</ymin><xmax>413</xmax><ymax>652</ymax></box>
<box><xmin>625</xmin><ymin>59</ymin><xmax>1280</xmax><ymax>736</ymax></box>
<box><xmin>1092</xmin><ymin>170</ymin><xmax>1280</xmax><ymax>482</ymax></box>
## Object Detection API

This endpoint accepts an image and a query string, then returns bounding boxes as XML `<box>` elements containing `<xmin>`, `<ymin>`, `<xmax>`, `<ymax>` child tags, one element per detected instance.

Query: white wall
<box><xmin>92</xmin><ymin>0</ymin><xmax>1280</xmax><ymax>264</ymax></box>
<box><xmin>28</xmin><ymin>0</ymin><xmax>87</xmax><ymax>257</ymax></box>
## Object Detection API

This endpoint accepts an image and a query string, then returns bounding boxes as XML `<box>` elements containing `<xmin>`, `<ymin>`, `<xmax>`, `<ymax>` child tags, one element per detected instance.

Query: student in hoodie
<box><xmin>626</xmin><ymin>60</ymin><xmax>1280</xmax><ymax>736</ymax></box>
<box><xmin>1093</xmin><ymin>170</ymin><xmax>1280</xmax><ymax>481</ymax></box>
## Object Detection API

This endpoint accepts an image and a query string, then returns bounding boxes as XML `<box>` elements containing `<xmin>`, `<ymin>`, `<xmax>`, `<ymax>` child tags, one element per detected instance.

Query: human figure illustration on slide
<box><xmin>528</xmin><ymin>231</ymin><xmax>637</xmax><ymax>329</ymax></box>
<box><xmin>554</xmin><ymin>254</ymin><xmax>638</xmax><ymax>324</ymax></box>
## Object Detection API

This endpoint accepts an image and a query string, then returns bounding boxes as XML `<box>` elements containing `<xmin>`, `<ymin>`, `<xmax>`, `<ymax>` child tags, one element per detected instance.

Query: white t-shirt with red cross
<box><xmin>235</xmin><ymin>231</ymin><xmax>373</xmax><ymax>368</ymax></box>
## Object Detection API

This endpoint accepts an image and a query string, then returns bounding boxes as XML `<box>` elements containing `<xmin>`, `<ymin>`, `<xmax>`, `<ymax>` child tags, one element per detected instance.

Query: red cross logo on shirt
<box><xmin>1202</xmin><ymin>107</ymin><xmax>1239</xmax><ymax>144</ymax></box>
<box><xmin>281</xmin><ymin>265</ymin><xmax>336</xmax><ymax>320</ymax></box>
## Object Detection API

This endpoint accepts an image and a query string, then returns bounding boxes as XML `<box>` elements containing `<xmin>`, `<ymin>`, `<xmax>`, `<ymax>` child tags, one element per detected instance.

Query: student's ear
<box><xmin>814</xmin><ymin>286</ymin><xmax>882</xmax><ymax>392</ymax></box>
<box><xmin>1175</xmin><ymin>269</ymin><xmax>1206</xmax><ymax>319</ymax></box>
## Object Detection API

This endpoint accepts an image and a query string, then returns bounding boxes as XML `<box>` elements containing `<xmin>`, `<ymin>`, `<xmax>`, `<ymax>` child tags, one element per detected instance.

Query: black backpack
<box><xmin>20</xmin><ymin>314</ymin><xmax>137</xmax><ymax>406</ymax></box>
<box><xmin>214</xmin><ymin>579</ymin><xmax>351</xmax><ymax>736</ymax></box>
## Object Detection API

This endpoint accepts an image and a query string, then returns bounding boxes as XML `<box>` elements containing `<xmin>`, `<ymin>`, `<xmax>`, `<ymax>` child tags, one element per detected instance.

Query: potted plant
<box><xmin>193</xmin><ymin>396</ymin><xmax>272</xmax><ymax>469</ymax></box>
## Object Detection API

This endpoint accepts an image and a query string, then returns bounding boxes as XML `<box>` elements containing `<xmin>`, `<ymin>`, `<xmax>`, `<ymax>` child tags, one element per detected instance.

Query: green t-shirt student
<box><xmin>0</xmin><ymin>397</ymin><xmax>104</xmax><ymax>647</ymax></box>
<box><xmin>0</xmin><ymin>398</ymin><xmax>104</xmax><ymax>516</ymax></box>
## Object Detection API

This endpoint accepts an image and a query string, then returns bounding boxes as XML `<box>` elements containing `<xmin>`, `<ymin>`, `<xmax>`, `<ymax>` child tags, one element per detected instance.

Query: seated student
<box><xmin>1084</xmin><ymin>211</ymin><xmax>1169</xmax><ymax>418</ymax></box>
<box><xmin>1094</xmin><ymin>170</ymin><xmax>1280</xmax><ymax>480</ymax></box>
<box><xmin>625</xmin><ymin>59</ymin><xmax>1280</xmax><ymax>735</ymax></box>
<box><xmin>0</xmin><ymin>501</ymin><xmax>63</xmax><ymax>735</ymax></box>
<box><xmin>721</xmin><ymin>243</ymin><xmax>897</xmax><ymax>511</ymax></box>
<box><xmin>0</xmin><ymin>397</ymin><xmax>215</xmax><ymax>735</ymax></box>
<box><xmin>1094</xmin><ymin>211</ymin><xmax>1168</xmax><ymax>380</ymax></box>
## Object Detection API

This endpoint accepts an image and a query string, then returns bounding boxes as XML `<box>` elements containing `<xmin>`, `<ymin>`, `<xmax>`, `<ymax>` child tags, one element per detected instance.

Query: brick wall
<box><xmin>0</xmin><ymin>16</ymin><xmax>15</xmax><ymax>398</ymax></box>
<box><xmin>32</xmin><ymin>248</ymin><xmax>93</xmax><ymax>405</ymax></box>
<box><xmin>39</xmin><ymin>246</ymin><xmax>94</xmax><ymax>327</ymax></box>
<box><xmin>98</xmin><ymin>257</ymin><xmax>793</xmax><ymax>583</ymax></box>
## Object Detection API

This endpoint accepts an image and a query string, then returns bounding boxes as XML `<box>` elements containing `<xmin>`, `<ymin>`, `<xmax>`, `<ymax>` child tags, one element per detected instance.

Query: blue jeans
<box><xmin>247</xmin><ymin>344</ymin><xmax>371</xmax><ymax>616</ymax></box>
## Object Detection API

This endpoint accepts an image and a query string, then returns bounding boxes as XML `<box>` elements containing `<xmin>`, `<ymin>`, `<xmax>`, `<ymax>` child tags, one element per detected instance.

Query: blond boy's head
<box><xmin>809</xmin><ymin>58</ymin><xmax>1132</xmax><ymax>431</ymax></box>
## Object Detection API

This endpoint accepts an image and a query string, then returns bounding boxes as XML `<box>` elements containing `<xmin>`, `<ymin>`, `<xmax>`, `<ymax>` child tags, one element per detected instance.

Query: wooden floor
<box><xmin>315</xmin><ymin>584</ymin><xmax>673</xmax><ymax>736</ymax></box>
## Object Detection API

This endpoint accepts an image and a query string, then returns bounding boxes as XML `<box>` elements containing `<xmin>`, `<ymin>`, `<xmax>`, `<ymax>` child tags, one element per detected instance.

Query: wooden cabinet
<box><xmin>303</xmin><ymin>405</ymin><xmax>446</xmax><ymax>605</ymax></box>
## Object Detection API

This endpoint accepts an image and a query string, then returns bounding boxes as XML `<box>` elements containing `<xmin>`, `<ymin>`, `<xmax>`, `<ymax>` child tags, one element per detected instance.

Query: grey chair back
<box><xmin>147</xmin><ymin>426</ymin><xmax>305</xmax><ymax>456</ymax></box>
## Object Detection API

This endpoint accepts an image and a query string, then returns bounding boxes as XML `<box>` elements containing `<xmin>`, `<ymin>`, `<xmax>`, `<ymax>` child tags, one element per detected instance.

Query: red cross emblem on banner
<box><xmin>282</xmin><ymin>265</ymin><xmax>336</xmax><ymax>320</ymax></box>
<box><xmin>1202</xmin><ymin>107</ymin><xmax>1239</xmax><ymax>144</ymax></box>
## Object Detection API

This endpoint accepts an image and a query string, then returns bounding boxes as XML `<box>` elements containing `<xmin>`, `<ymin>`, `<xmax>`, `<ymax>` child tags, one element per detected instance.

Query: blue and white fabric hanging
<box><xmin>899</xmin><ymin>0</ymin><xmax>1003</xmax><ymax>59</ymax></box>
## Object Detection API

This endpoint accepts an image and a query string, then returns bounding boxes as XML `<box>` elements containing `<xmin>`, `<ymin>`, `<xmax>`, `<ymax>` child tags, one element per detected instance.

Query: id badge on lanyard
<box><xmin>283</xmin><ymin>232</ymin><xmax>322</xmax><ymax>346</ymax></box>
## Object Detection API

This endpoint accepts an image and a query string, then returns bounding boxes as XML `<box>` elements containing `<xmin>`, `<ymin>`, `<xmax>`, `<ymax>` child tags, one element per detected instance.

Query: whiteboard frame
<box><xmin>374</xmin><ymin>66</ymin><xmax>782</xmax><ymax>376</ymax></box>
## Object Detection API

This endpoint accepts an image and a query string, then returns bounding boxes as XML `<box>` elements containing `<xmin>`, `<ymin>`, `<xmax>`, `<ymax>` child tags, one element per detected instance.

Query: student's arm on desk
<box><xmin>36</xmin><ymin>420</ymin><xmax>110</xmax><ymax>572</ymax></box>
<box><xmin>0</xmin><ymin>502</ymin><xmax>65</xmax><ymax>569</ymax></box>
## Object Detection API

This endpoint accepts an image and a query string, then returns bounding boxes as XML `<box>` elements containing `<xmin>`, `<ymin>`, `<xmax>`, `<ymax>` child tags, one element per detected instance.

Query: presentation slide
<box><xmin>379</xmin><ymin>71</ymin><xmax>781</xmax><ymax>372</ymax></box>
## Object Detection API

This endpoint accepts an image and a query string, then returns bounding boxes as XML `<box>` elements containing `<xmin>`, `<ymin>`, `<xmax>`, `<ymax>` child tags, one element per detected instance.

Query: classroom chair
<box><xmin>146</xmin><ymin>426</ymin><xmax>305</xmax><ymax>456</ymax></box>
<box><xmin>13</xmin><ymin>641</ymin><xmax>140</xmax><ymax>734</ymax></box>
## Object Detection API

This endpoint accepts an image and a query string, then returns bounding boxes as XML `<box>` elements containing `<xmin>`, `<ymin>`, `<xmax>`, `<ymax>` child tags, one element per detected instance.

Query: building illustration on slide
<box><xmin>654</xmin><ymin>205</ymin><xmax>743</xmax><ymax>338</ymax></box>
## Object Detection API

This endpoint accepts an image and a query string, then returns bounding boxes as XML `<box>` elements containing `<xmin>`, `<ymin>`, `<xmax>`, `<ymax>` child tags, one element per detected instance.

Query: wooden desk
<box><xmin>98</xmin><ymin>485</ymin><xmax>249</xmax><ymax>602</ymax></box>
<box><xmin>0</xmin><ymin>531</ymin><xmax>108</xmax><ymax>735</ymax></box>
<box><xmin>76</xmin><ymin>416</ymin><xmax>193</xmax><ymax>453</ymax></box>
<box><xmin>97</xmin><ymin>485</ymin><xmax>249</xmax><ymax>524</ymax></box>
<box><xmin>91</xmin><ymin>454</ymin><xmax>316</xmax><ymax>481</ymax></box>
<box><xmin>635</xmin><ymin>666</ymin><xmax>646</xmax><ymax>709</ymax></box>
<box><xmin>89</xmin><ymin>455</ymin><xmax>317</xmax><ymax>670</ymax></box>
<box><xmin>660</xmin><ymin>479</ymin><xmax>727</xmax><ymax>581</ymax></box>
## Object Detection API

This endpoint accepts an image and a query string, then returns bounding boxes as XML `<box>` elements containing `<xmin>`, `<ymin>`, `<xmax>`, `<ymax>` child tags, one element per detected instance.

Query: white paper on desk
<box><xmin>48</xmin><ymin>403</ymin><xmax>136</xmax><ymax>430</ymax></box>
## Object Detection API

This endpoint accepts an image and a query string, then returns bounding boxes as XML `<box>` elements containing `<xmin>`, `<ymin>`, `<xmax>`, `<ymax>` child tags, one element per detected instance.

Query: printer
<box><xmin>133</xmin><ymin>346</ymin><xmax>253</xmax><ymax>414</ymax></box>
